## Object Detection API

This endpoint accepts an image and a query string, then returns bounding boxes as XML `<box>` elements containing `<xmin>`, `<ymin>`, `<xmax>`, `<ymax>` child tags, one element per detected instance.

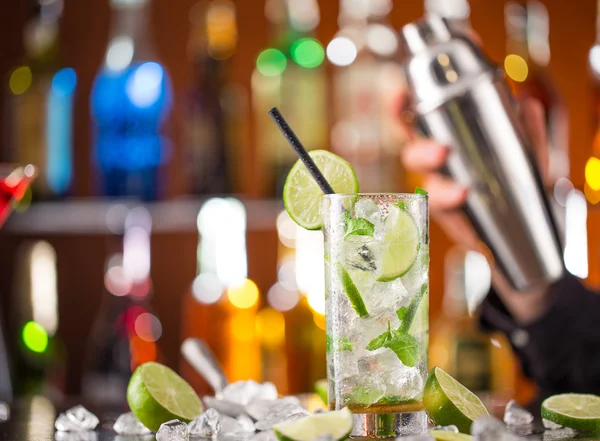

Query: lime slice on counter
<box><xmin>283</xmin><ymin>150</ymin><xmax>359</xmax><ymax>230</ymax></box>
<box><xmin>541</xmin><ymin>393</ymin><xmax>600</xmax><ymax>432</ymax></box>
<box><xmin>338</xmin><ymin>264</ymin><xmax>369</xmax><ymax>317</ymax></box>
<box><xmin>127</xmin><ymin>362</ymin><xmax>203</xmax><ymax>432</ymax></box>
<box><xmin>376</xmin><ymin>205</ymin><xmax>420</xmax><ymax>282</ymax></box>
<box><xmin>424</xmin><ymin>367</ymin><xmax>489</xmax><ymax>434</ymax></box>
<box><xmin>315</xmin><ymin>379</ymin><xmax>328</xmax><ymax>405</ymax></box>
<box><xmin>400</xmin><ymin>284</ymin><xmax>429</xmax><ymax>334</ymax></box>
<box><xmin>430</xmin><ymin>431</ymin><xmax>473</xmax><ymax>441</ymax></box>
<box><xmin>274</xmin><ymin>407</ymin><xmax>353</xmax><ymax>441</ymax></box>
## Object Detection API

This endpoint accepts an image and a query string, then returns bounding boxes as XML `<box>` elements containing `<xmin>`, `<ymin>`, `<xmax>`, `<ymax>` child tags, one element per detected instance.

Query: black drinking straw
<box><xmin>269</xmin><ymin>107</ymin><xmax>336</xmax><ymax>195</ymax></box>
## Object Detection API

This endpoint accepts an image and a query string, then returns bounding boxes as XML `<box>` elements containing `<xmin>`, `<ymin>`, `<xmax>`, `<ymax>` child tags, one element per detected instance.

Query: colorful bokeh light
<box><xmin>227</xmin><ymin>278</ymin><xmax>259</xmax><ymax>309</ymax></box>
<box><xmin>504</xmin><ymin>54</ymin><xmax>528</xmax><ymax>82</ymax></box>
<box><xmin>256</xmin><ymin>48</ymin><xmax>287</xmax><ymax>77</ymax></box>
<box><xmin>291</xmin><ymin>38</ymin><xmax>325</xmax><ymax>69</ymax></box>
<box><xmin>255</xmin><ymin>307</ymin><xmax>285</xmax><ymax>348</ymax></box>
<box><xmin>22</xmin><ymin>321</ymin><xmax>49</xmax><ymax>353</ymax></box>
<box><xmin>585</xmin><ymin>157</ymin><xmax>600</xmax><ymax>191</ymax></box>
<box><xmin>9</xmin><ymin>66</ymin><xmax>33</xmax><ymax>95</ymax></box>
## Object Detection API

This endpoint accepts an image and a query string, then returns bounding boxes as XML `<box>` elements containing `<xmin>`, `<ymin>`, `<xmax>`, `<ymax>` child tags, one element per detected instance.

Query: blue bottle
<box><xmin>91</xmin><ymin>0</ymin><xmax>172</xmax><ymax>200</ymax></box>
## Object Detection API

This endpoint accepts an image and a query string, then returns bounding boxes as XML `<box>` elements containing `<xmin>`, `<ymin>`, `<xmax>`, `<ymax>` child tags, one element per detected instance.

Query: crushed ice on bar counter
<box><xmin>220</xmin><ymin>412</ymin><xmax>255</xmax><ymax>435</ymax></box>
<box><xmin>188</xmin><ymin>408</ymin><xmax>221</xmax><ymax>437</ymax></box>
<box><xmin>246</xmin><ymin>396</ymin><xmax>301</xmax><ymax>421</ymax></box>
<box><xmin>471</xmin><ymin>416</ymin><xmax>520</xmax><ymax>441</ymax></box>
<box><xmin>156</xmin><ymin>419</ymin><xmax>188</xmax><ymax>441</ymax></box>
<box><xmin>54</xmin><ymin>431</ymin><xmax>99</xmax><ymax>441</ymax></box>
<box><xmin>0</xmin><ymin>401</ymin><xmax>9</xmax><ymax>422</ymax></box>
<box><xmin>395</xmin><ymin>436</ymin><xmax>433</xmax><ymax>441</ymax></box>
<box><xmin>431</xmin><ymin>425</ymin><xmax>459</xmax><ymax>433</ymax></box>
<box><xmin>221</xmin><ymin>380</ymin><xmax>278</xmax><ymax>405</ymax></box>
<box><xmin>112</xmin><ymin>412</ymin><xmax>152</xmax><ymax>435</ymax></box>
<box><xmin>55</xmin><ymin>405</ymin><xmax>99</xmax><ymax>432</ymax></box>
<box><xmin>503</xmin><ymin>399</ymin><xmax>534</xmax><ymax>426</ymax></box>
<box><xmin>542</xmin><ymin>418</ymin><xmax>563</xmax><ymax>430</ymax></box>
<box><xmin>249</xmin><ymin>430</ymin><xmax>277</xmax><ymax>441</ymax></box>
<box><xmin>542</xmin><ymin>427</ymin><xmax>578</xmax><ymax>440</ymax></box>
<box><xmin>254</xmin><ymin>402</ymin><xmax>310</xmax><ymax>431</ymax></box>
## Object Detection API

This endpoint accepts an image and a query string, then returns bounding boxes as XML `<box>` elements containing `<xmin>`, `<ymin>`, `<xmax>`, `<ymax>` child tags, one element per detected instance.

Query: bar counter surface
<box><xmin>1</xmin><ymin>398</ymin><xmax>600</xmax><ymax>441</ymax></box>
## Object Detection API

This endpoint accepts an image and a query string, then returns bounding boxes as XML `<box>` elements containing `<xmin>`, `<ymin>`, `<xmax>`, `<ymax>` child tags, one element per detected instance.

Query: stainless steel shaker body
<box><xmin>401</xmin><ymin>16</ymin><xmax>563</xmax><ymax>292</ymax></box>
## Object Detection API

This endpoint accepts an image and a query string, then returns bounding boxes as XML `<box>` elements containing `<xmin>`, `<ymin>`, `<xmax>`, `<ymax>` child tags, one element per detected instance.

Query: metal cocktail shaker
<box><xmin>400</xmin><ymin>15</ymin><xmax>563</xmax><ymax>292</ymax></box>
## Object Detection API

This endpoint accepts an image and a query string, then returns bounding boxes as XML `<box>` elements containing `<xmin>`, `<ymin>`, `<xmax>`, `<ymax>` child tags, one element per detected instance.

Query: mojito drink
<box><xmin>322</xmin><ymin>193</ymin><xmax>428</xmax><ymax>436</ymax></box>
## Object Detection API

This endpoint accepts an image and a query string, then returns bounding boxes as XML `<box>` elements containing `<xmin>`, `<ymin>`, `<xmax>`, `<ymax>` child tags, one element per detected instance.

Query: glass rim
<box><xmin>323</xmin><ymin>192</ymin><xmax>427</xmax><ymax>199</ymax></box>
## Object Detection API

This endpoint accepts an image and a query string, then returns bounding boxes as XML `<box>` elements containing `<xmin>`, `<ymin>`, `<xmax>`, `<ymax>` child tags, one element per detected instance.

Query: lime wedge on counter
<box><xmin>430</xmin><ymin>431</ymin><xmax>473</xmax><ymax>441</ymax></box>
<box><xmin>274</xmin><ymin>407</ymin><xmax>353</xmax><ymax>441</ymax></box>
<box><xmin>283</xmin><ymin>150</ymin><xmax>359</xmax><ymax>230</ymax></box>
<box><xmin>424</xmin><ymin>367</ymin><xmax>489</xmax><ymax>434</ymax></box>
<box><xmin>338</xmin><ymin>264</ymin><xmax>369</xmax><ymax>317</ymax></box>
<box><xmin>127</xmin><ymin>362</ymin><xmax>203</xmax><ymax>432</ymax></box>
<box><xmin>377</xmin><ymin>205</ymin><xmax>420</xmax><ymax>282</ymax></box>
<box><xmin>541</xmin><ymin>393</ymin><xmax>600</xmax><ymax>432</ymax></box>
<box><xmin>315</xmin><ymin>379</ymin><xmax>328</xmax><ymax>405</ymax></box>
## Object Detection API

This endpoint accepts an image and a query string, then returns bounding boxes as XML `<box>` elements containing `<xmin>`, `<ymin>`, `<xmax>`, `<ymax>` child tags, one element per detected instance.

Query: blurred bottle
<box><xmin>287</xmin><ymin>219</ymin><xmax>326</xmax><ymax>393</ymax></box>
<box><xmin>430</xmin><ymin>247</ymin><xmax>517</xmax><ymax>414</ymax></box>
<box><xmin>180</xmin><ymin>198</ymin><xmax>260</xmax><ymax>394</ymax></box>
<box><xmin>252</xmin><ymin>0</ymin><xmax>327</xmax><ymax>197</ymax></box>
<box><xmin>327</xmin><ymin>0</ymin><xmax>406</xmax><ymax>193</ymax></box>
<box><xmin>9</xmin><ymin>240</ymin><xmax>66</xmax><ymax>399</ymax></box>
<box><xmin>82</xmin><ymin>206</ymin><xmax>163</xmax><ymax>405</ymax></box>
<box><xmin>504</xmin><ymin>1</ymin><xmax>569</xmax><ymax>237</ymax></box>
<box><xmin>0</xmin><ymin>307</ymin><xmax>11</xmax><ymax>402</ymax></box>
<box><xmin>5</xmin><ymin>0</ymin><xmax>76</xmax><ymax>199</ymax></box>
<box><xmin>586</xmin><ymin>1</ymin><xmax>600</xmax><ymax>208</ymax></box>
<box><xmin>91</xmin><ymin>0</ymin><xmax>173</xmax><ymax>201</ymax></box>
<box><xmin>184</xmin><ymin>0</ymin><xmax>247</xmax><ymax>195</ymax></box>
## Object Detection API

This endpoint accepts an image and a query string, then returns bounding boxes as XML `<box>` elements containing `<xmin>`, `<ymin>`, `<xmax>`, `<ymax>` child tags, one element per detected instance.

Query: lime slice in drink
<box><xmin>283</xmin><ymin>150</ymin><xmax>359</xmax><ymax>230</ymax></box>
<box><xmin>424</xmin><ymin>367</ymin><xmax>489</xmax><ymax>433</ymax></box>
<box><xmin>315</xmin><ymin>379</ymin><xmax>328</xmax><ymax>405</ymax></box>
<box><xmin>376</xmin><ymin>205</ymin><xmax>420</xmax><ymax>282</ymax></box>
<box><xmin>273</xmin><ymin>407</ymin><xmax>353</xmax><ymax>441</ymax></box>
<box><xmin>400</xmin><ymin>284</ymin><xmax>428</xmax><ymax>334</ymax></box>
<box><xmin>541</xmin><ymin>394</ymin><xmax>600</xmax><ymax>432</ymax></box>
<box><xmin>127</xmin><ymin>362</ymin><xmax>203</xmax><ymax>432</ymax></box>
<box><xmin>338</xmin><ymin>264</ymin><xmax>369</xmax><ymax>317</ymax></box>
<box><xmin>430</xmin><ymin>431</ymin><xmax>473</xmax><ymax>441</ymax></box>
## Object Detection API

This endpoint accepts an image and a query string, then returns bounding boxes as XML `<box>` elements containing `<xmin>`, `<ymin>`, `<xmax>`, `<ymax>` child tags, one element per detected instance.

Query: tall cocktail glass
<box><xmin>323</xmin><ymin>193</ymin><xmax>429</xmax><ymax>438</ymax></box>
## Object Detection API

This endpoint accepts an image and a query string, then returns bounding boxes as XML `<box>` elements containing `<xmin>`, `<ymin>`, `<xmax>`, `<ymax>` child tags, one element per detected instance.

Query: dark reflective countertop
<box><xmin>1</xmin><ymin>398</ymin><xmax>600</xmax><ymax>441</ymax></box>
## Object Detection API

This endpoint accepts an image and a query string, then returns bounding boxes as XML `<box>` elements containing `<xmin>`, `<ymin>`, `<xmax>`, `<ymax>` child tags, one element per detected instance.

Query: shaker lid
<box><xmin>400</xmin><ymin>14</ymin><xmax>493</xmax><ymax>113</ymax></box>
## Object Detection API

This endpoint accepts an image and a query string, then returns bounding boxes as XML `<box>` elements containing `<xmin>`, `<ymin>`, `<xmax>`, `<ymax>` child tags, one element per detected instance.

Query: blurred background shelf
<box><xmin>2</xmin><ymin>198</ymin><xmax>282</xmax><ymax>234</ymax></box>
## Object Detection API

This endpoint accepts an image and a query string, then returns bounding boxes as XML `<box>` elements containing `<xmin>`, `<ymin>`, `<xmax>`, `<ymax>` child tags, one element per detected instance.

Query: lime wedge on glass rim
<box><xmin>541</xmin><ymin>393</ymin><xmax>600</xmax><ymax>432</ymax></box>
<box><xmin>376</xmin><ymin>204</ymin><xmax>421</xmax><ymax>282</ymax></box>
<box><xmin>273</xmin><ymin>407</ymin><xmax>353</xmax><ymax>441</ymax></box>
<box><xmin>424</xmin><ymin>367</ymin><xmax>489</xmax><ymax>433</ymax></box>
<box><xmin>283</xmin><ymin>150</ymin><xmax>359</xmax><ymax>230</ymax></box>
<box><xmin>127</xmin><ymin>362</ymin><xmax>203</xmax><ymax>432</ymax></box>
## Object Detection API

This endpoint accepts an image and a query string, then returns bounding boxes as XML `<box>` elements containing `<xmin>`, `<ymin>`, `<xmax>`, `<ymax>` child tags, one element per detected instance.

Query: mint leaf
<box><xmin>345</xmin><ymin>217</ymin><xmax>375</xmax><ymax>238</ymax></box>
<box><xmin>415</xmin><ymin>187</ymin><xmax>428</xmax><ymax>195</ymax></box>
<box><xmin>396</xmin><ymin>201</ymin><xmax>406</xmax><ymax>209</ymax></box>
<box><xmin>326</xmin><ymin>335</ymin><xmax>353</xmax><ymax>354</ymax></box>
<box><xmin>396</xmin><ymin>306</ymin><xmax>408</xmax><ymax>322</ymax></box>
<box><xmin>366</xmin><ymin>322</ymin><xmax>392</xmax><ymax>351</ymax></box>
<box><xmin>385</xmin><ymin>331</ymin><xmax>419</xmax><ymax>367</ymax></box>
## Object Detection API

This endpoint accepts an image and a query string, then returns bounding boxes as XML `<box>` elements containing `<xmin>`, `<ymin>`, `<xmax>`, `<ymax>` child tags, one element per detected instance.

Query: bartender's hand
<box><xmin>398</xmin><ymin>95</ymin><xmax>552</xmax><ymax>324</ymax></box>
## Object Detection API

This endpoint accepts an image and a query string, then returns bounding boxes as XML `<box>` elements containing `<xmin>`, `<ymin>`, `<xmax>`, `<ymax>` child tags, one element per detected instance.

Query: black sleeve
<box><xmin>479</xmin><ymin>274</ymin><xmax>600</xmax><ymax>398</ymax></box>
